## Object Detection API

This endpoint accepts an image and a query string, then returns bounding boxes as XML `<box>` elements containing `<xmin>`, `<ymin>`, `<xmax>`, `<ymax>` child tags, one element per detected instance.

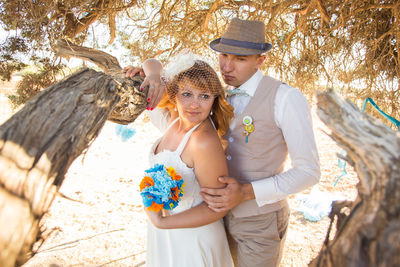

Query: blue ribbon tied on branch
<box><xmin>334</xmin><ymin>97</ymin><xmax>400</xmax><ymax>186</ymax></box>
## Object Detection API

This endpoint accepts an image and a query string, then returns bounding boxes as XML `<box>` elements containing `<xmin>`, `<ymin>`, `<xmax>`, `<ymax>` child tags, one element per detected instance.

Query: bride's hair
<box><xmin>158</xmin><ymin>59</ymin><xmax>234</xmax><ymax>141</ymax></box>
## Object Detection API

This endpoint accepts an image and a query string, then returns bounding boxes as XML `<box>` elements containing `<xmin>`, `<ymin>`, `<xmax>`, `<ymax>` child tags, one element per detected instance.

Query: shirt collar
<box><xmin>236</xmin><ymin>69</ymin><xmax>263</xmax><ymax>97</ymax></box>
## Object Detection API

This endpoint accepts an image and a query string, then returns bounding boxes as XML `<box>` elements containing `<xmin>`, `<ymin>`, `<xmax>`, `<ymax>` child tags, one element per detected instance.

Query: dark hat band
<box><xmin>220</xmin><ymin>38</ymin><xmax>270</xmax><ymax>51</ymax></box>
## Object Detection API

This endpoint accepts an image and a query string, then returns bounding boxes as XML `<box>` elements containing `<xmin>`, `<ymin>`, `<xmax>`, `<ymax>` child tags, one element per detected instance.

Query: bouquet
<box><xmin>139</xmin><ymin>164</ymin><xmax>185</xmax><ymax>212</ymax></box>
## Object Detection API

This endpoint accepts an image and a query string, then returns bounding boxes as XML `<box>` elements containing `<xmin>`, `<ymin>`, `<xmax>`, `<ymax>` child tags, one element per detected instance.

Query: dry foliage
<box><xmin>7</xmin><ymin>59</ymin><xmax>63</xmax><ymax>108</ymax></box>
<box><xmin>122</xmin><ymin>0</ymin><xmax>399</xmax><ymax>127</ymax></box>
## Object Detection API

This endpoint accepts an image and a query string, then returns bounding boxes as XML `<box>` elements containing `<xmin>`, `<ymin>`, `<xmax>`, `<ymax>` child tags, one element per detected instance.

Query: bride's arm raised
<box><xmin>146</xmin><ymin>128</ymin><xmax>229</xmax><ymax>229</ymax></box>
<box><xmin>138</xmin><ymin>58</ymin><xmax>178</xmax><ymax>130</ymax></box>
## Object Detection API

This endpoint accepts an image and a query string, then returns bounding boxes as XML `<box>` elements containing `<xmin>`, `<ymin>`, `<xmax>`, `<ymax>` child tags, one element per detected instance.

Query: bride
<box><xmin>129</xmin><ymin>54</ymin><xmax>234</xmax><ymax>266</ymax></box>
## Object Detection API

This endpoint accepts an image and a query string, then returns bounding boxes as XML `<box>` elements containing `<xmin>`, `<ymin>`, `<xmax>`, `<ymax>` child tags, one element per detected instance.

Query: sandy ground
<box><xmin>0</xmin><ymin>79</ymin><xmax>358</xmax><ymax>267</ymax></box>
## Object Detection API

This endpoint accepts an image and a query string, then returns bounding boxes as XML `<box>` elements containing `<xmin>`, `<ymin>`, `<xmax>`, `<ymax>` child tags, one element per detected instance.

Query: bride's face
<box><xmin>175</xmin><ymin>84</ymin><xmax>215</xmax><ymax>126</ymax></box>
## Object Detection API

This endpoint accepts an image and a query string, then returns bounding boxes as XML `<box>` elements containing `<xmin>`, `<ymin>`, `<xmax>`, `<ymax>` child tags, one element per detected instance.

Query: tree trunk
<box><xmin>310</xmin><ymin>89</ymin><xmax>400</xmax><ymax>267</ymax></box>
<box><xmin>0</xmin><ymin>41</ymin><xmax>146</xmax><ymax>266</ymax></box>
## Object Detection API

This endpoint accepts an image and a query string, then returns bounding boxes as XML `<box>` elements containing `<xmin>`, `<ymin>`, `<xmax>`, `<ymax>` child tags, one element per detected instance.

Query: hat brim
<box><xmin>210</xmin><ymin>38</ymin><xmax>272</xmax><ymax>55</ymax></box>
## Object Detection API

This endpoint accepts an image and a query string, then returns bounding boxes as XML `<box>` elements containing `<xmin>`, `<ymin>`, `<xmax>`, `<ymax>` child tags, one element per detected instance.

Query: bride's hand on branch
<box><xmin>142</xmin><ymin>59</ymin><xmax>165</xmax><ymax>110</ymax></box>
<box><xmin>141</xmin><ymin>74</ymin><xmax>165</xmax><ymax>110</ymax></box>
<box><xmin>122</xmin><ymin>65</ymin><xmax>144</xmax><ymax>78</ymax></box>
<box><xmin>123</xmin><ymin>60</ymin><xmax>165</xmax><ymax>110</ymax></box>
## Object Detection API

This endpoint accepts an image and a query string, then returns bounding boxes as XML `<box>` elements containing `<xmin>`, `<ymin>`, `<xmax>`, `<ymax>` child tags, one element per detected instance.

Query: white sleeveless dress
<box><xmin>146</xmin><ymin>118</ymin><xmax>233</xmax><ymax>267</ymax></box>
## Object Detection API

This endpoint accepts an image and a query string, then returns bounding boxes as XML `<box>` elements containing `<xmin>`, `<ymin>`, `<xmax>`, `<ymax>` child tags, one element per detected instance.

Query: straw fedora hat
<box><xmin>210</xmin><ymin>18</ymin><xmax>272</xmax><ymax>55</ymax></box>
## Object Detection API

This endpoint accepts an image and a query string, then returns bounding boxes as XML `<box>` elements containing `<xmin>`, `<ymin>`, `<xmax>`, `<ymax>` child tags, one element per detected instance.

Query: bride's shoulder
<box><xmin>189</xmin><ymin>122</ymin><xmax>222</xmax><ymax>152</ymax></box>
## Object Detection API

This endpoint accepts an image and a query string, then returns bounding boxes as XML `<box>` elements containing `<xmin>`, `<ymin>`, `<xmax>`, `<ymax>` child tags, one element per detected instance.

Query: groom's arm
<box><xmin>201</xmin><ymin>86</ymin><xmax>320</xmax><ymax>212</ymax></box>
<box><xmin>200</xmin><ymin>177</ymin><xmax>254</xmax><ymax>212</ymax></box>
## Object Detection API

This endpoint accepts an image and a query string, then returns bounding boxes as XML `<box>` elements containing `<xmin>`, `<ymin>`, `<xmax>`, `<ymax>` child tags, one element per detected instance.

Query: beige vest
<box><xmin>225</xmin><ymin>76</ymin><xmax>288</xmax><ymax>217</ymax></box>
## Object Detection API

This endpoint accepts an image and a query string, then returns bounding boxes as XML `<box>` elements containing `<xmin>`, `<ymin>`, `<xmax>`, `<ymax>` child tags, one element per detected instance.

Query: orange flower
<box><xmin>148</xmin><ymin>202</ymin><xmax>163</xmax><ymax>212</ymax></box>
<box><xmin>166</xmin><ymin>167</ymin><xmax>176</xmax><ymax>178</ymax></box>
<box><xmin>173</xmin><ymin>174</ymin><xmax>182</xmax><ymax>181</ymax></box>
<box><xmin>170</xmin><ymin>187</ymin><xmax>180</xmax><ymax>201</ymax></box>
<box><xmin>139</xmin><ymin>176</ymin><xmax>154</xmax><ymax>191</ymax></box>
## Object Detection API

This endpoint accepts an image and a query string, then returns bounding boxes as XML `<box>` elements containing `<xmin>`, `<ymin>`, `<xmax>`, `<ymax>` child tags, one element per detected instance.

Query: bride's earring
<box><xmin>210</xmin><ymin>110</ymin><xmax>213</xmax><ymax>116</ymax></box>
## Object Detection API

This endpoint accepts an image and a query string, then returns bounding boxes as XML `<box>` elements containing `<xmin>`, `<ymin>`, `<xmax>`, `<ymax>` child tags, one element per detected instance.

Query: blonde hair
<box><xmin>158</xmin><ymin>60</ymin><xmax>234</xmax><ymax>140</ymax></box>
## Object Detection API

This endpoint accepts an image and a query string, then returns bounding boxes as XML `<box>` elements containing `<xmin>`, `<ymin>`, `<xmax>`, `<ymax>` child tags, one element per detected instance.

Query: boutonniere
<box><xmin>242</xmin><ymin>115</ymin><xmax>254</xmax><ymax>143</ymax></box>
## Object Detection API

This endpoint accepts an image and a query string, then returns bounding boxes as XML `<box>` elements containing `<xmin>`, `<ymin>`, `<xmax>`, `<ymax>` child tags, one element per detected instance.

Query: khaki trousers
<box><xmin>224</xmin><ymin>202</ymin><xmax>290</xmax><ymax>267</ymax></box>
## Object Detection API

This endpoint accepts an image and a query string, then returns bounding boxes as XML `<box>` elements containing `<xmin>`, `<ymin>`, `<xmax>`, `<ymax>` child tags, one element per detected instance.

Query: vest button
<box><xmin>227</xmin><ymin>155</ymin><xmax>232</xmax><ymax>160</ymax></box>
<box><xmin>228</xmin><ymin>137</ymin><xmax>234</xmax><ymax>142</ymax></box>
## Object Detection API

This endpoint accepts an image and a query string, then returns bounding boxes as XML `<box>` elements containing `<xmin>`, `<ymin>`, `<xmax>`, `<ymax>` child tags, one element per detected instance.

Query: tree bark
<box><xmin>310</xmin><ymin>89</ymin><xmax>400</xmax><ymax>267</ymax></box>
<box><xmin>0</xmin><ymin>41</ymin><xmax>146</xmax><ymax>266</ymax></box>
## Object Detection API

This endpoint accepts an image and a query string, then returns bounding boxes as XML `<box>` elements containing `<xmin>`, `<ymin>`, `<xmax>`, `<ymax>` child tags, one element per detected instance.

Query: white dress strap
<box><xmin>165</xmin><ymin>117</ymin><xmax>179</xmax><ymax>132</ymax></box>
<box><xmin>175</xmin><ymin>121</ymin><xmax>202</xmax><ymax>155</ymax></box>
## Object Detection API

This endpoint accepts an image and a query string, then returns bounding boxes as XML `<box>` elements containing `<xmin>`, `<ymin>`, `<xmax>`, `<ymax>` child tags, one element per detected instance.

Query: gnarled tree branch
<box><xmin>310</xmin><ymin>89</ymin><xmax>400</xmax><ymax>266</ymax></box>
<box><xmin>0</xmin><ymin>43</ymin><xmax>145</xmax><ymax>266</ymax></box>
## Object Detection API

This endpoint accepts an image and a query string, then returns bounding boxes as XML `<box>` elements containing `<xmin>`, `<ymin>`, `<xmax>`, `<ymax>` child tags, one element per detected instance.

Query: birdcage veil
<box><xmin>163</xmin><ymin>52</ymin><xmax>223</xmax><ymax>103</ymax></box>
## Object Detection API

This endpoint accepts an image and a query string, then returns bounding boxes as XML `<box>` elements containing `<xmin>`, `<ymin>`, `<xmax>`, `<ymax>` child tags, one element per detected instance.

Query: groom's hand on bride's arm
<box><xmin>200</xmin><ymin>176</ymin><xmax>255</xmax><ymax>212</ymax></box>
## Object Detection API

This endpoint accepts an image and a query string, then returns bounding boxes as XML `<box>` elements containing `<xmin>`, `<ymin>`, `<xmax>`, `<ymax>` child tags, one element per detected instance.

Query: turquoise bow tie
<box><xmin>225</xmin><ymin>88</ymin><xmax>249</xmax><ymax>97</ymax></box>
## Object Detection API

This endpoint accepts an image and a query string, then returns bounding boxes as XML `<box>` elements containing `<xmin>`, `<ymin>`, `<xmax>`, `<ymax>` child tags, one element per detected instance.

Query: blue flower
<box><xmin>145</xmin><ymin>164</ymin><xmax>164</xmax><ymax>174</ymax></box>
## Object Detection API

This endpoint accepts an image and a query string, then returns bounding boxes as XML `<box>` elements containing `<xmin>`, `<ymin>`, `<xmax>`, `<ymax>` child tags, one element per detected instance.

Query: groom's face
<box><xmin>218</xmin><ymin>54</ymin><xmax>265</xmax><ymax>88</ymax></box>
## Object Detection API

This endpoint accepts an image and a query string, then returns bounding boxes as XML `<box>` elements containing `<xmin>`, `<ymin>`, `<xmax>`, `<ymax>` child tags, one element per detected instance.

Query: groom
<box><xmin>199</xmin><ymin>18</ymin><xmax>320</xmax><ymax>266</ymax></box>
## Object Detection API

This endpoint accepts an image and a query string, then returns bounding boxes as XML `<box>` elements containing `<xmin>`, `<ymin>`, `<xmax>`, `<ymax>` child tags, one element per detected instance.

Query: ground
<box><xmin>0</xmin><ymin>79</ymin><xmax>358</xmax><ymax>267</ymax></box>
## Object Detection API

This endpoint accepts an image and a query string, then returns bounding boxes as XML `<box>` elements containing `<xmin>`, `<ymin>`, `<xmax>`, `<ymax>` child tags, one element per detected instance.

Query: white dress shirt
<box><xmin>227</xmin><ymin>70</ymin><xmax>320</xmax><ymax>206</ymax></box>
